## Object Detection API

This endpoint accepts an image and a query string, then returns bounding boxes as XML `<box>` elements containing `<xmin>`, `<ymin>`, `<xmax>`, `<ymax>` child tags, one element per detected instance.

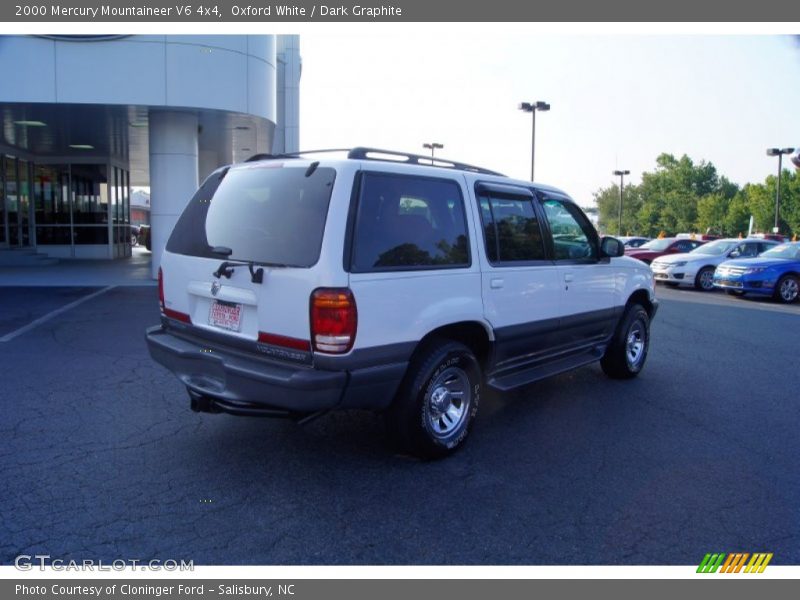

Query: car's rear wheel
<box><xmin>601</xmin><ymin>304</ymin><xmax>650</xmax><ymax>379</ymax></box>
<box><xmin>694</xmin><ymin>266</ymin><xmax>715</xmax><ymax>291</ymax></box>
<box><xmin>774</xmin><ymin>274</ymin><xmax>799</xmax><ymax>304</ymax></box>
<box><xmin>386</xmin><ymin>340</ymin><xmax>481</xmax><ymax>459</ymax></box>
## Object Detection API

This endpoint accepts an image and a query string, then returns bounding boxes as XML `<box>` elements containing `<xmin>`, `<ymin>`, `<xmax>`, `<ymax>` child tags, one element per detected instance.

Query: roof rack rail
<box><xmin>347</xmin><ymin>147</ymin><xmax>505</xmax><ymax>176</ymax></box>
<box><xmin>246</xmin><ymin>147</ymin><xmax>505</xmax><ymax>176</ymax></box>
<box><xmin>245</xmin><ymin>148</ymin><xmax>352</xmax><ymax>162</ymax></box>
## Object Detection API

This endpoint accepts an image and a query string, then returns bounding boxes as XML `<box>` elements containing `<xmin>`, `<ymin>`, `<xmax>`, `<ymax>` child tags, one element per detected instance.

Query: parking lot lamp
<box><xmin>613</xmin><ymin>169</ymin><xmax>630</xmax><ymax>237</ymax></box>
<box><xmin>423</xmin><ymin>142</ymin><xmax>444</xmax><ymax>158</ymax></box>
<box><xmin>766</xmin><ymin>147</ymin><xmax>795</xmax><ymax>232</ymax></box>
<box><xmin>518</xmin><ymin>101</ymin><xmax>550</xmax><ymax>181</ymax></box>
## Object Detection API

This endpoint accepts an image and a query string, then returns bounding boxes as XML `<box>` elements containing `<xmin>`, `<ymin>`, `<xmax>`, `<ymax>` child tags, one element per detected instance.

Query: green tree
<box><xmin>733</xmin><ymin>170</ymin><xmax>799</xmax><ymax>238</ymax></box>
<box><xmin>724</xmin><ymin>194</ymin><xmax>751</xmax><ymax>238</ymax></box>
<box><xmin>595</xmin><ymin>153</ymin><xmax>735</xmax><ymax>237</ymax></box>
<box><xmin>594</xmin><ymin>184</ymin><xmax>642</xmax><ymax>235</ymax></box>
<box><xmin>696</xmin><ymin>193</ymin><xmax>728</xmax><ymax>235</ymax></box>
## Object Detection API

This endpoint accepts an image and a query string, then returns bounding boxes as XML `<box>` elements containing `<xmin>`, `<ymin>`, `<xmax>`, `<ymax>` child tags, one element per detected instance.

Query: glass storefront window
<box><xmin>73</xmin><ymin>226</ymin><xmax>109</xmax><ymax>244</ymax></box>
<box><xmin>35</xmin><ymin>226</ymin><xmax>72</xmax><ymax>245</ymax></box>
<box><xmin>72</xmin><ymin>164</ymin><xmax>108</xmax><ymax>225</ymax></box>
<box><xmin>19</xmin><ymin>159</ymin><xmax>31</xmax><ymax>245</ymax></box>
<box><xmin>34</xmin><ymin>165</ymin><xmax>71</xmax><ymax>225</ymax></box>
<box><xmin>6</xmin><ymin>156</ymin><xmax>19</xmax><ymax>245</ymax></box>
<box><xmin>123</xmin><ymin>170</ymin><xmax>130</xmax><ymax>224</ymax></box>
<box><xmin>3</xmin><ymin>158</ymin><xmax>130</xmax><ymax>251</ymax></box>
<box><xmin>111</xmin><ymin>166</ymin><xmax>119</xmax><ymax>224</ymax></box>
<box><xmin>0</xmin><ymin>156</ymin><xmax>5</xmax><ymax>245</ymax></box>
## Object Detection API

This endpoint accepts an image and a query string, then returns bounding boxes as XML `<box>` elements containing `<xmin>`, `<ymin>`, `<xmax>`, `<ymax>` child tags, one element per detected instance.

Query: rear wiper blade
<box><xmin>212</xmin><ymin>258</ymin><xmax>301</xmax><ymax>284</ymax></box>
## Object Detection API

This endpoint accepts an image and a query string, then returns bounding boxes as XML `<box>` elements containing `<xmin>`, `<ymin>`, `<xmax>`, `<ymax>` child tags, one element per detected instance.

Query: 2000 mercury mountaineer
<box><xmin>146</xmin><ymin>148</ymin><xmax>658</xmax><ymax>458</ymax></box>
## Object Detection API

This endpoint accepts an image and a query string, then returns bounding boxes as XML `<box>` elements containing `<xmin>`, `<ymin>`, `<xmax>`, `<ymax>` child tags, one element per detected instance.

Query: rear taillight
<box><xmin>310</xmin><ymin>288</ymin><xmax>357</xmax><ymax>354</ymax></box>
<box><xmin>158</xmin><ymin>266</ymin><xmax>191</xmax><ymax>324</ymax></box>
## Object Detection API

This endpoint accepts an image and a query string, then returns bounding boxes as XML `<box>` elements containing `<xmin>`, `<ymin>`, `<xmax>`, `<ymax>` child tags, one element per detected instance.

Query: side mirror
<box><xmin>728</xmin><ymin>250</ymin><xmax>740</xmax><ymax>258</ymax></box>
<box><xmin>600</xmin><ymin>236</ymin><xmax>625</xmax><ymax>258</ymax></box>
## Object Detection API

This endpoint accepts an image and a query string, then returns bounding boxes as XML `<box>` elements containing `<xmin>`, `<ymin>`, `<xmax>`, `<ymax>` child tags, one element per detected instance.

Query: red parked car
<box><xmin>625</xmin><ymin>237</ymin><xmax>706</xmax><ymax>264</ymax></box>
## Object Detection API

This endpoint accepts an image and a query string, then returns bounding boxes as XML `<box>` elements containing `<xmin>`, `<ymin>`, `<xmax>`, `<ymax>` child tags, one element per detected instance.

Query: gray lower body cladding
<box><xmin>145</xmin><ymin>325</ymin><xmax>407</xmax><ymax>413</ymax></box>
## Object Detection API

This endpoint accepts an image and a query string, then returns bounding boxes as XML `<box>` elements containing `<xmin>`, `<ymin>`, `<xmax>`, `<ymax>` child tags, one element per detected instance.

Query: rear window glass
<box><xmin>166</xmin><ymin>165</ymin><xmax>335</xmax><ymax>267</ymax></box>
<box><xmin>350</xmin><ymin>173</ymin><xmax>469</xmax><ymax>272</ymax></box>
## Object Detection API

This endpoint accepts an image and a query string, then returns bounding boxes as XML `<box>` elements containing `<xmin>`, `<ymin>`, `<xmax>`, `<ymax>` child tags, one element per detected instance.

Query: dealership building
<box><xmin>0</xmin><ymin>34</ymin><xmax>300</xmax><ymax>276</ymax></box>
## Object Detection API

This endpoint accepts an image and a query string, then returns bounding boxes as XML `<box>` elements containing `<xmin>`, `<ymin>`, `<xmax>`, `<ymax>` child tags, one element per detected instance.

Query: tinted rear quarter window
<box><xmin>350</xmin><ymin>173</ymin><xmax>469</xmax><ymax>272</ymax></box>
<box><xmin>167</xmin><ymin>165</ymin><xmax>336</xmax><ymax>267</ymax></box>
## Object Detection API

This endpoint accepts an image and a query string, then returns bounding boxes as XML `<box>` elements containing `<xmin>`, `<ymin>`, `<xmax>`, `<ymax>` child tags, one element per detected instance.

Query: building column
<box><xmin>198</xmin><ymin>149</ymin><xmax>220</xmax><ymax>184</ymax></box>
<box><xmin>149</xmin><ymin>110</ymin><xmax>198</xmax><ymax>278</ymax></box>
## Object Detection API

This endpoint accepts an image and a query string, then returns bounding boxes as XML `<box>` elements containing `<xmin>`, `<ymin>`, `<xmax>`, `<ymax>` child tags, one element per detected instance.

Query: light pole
<box><xmin>613</xmin><ymin>169</ymin><xmax>630</xmax><ymax>237</ymax></box>
<box><xmin>766</xmin><ymin>147</ymin><xmax>795</xmax><ymax>232</ymax></box>
<box><xmin>518</xmin><ymin>101</ymin><xmax>550</xmax><ymax>181</ymax></box>
<box><xmin>423</xmin><ymin>142</ymin><xmax>443</xmax><ymax>158</ymax></box>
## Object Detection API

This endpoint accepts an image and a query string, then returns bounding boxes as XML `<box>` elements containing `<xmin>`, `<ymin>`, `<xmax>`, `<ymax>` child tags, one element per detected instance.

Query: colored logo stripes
<box><xmin>697</xmin><ymin>552</ymin><xmax>773</xmax><ymax>573</ymax></box>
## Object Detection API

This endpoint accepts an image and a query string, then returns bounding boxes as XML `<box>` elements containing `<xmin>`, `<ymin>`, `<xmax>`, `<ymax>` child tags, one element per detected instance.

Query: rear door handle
<box><xmin>490</xmin><ymin>278</ymin><xmax>504</xmax><ymax>289</ymax></box>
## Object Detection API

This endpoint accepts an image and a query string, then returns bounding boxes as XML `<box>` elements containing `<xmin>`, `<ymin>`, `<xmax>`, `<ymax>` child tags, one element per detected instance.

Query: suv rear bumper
<box><xmin>145</xmin><ymin>325</ymin><xmax>407</xmax><ymax>413</ymax></box>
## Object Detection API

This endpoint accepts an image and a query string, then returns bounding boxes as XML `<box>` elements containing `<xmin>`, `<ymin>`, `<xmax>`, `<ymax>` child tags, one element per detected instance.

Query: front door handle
<box><xmin>490</xmin><ymin>278</ymin><xmax>504</xmax><ymax>289</ymax></box>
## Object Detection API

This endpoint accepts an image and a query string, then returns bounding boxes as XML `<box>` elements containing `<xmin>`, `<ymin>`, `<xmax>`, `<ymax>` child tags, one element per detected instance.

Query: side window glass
<box><xmin>478</xmin><ymin>194</ymin><xmax>546</xmax><ymax>263</ymax></box>
<box><xmin>541</xmin><ymin>198</ymin><xmax>598</xmax><ymax>261</ymax></box>
<box><xmin>351</xmin><ymin>173</ymin><xmax>469</xmax><ymax>271</ymax></box>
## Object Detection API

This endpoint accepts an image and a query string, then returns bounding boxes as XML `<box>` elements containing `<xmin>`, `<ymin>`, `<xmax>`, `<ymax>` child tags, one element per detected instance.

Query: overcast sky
<box><xmin>299</xmin><ymin>33</ymin><xmax>800</xmax><ymax>206</ymax></box>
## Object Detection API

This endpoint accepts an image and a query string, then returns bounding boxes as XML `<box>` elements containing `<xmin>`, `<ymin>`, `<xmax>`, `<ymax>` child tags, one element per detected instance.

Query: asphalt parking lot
<box><xmin>1</xmin><ymin>285</ymin><xmax>798</xmax><ymax>565</ymax></box>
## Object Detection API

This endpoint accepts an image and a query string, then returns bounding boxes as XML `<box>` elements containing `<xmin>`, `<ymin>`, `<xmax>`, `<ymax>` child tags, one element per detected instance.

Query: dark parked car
<box><xmin>137</xmin><ymin>224</ymin><xmax>151</xmax><ymax>250</ymax></box>
<box><xmin>618</xmin><ymin>236</ymin><xmax>651</xmax><ymax>248</ymax></box>
<box><xmin>625</xmin><ymin>237</ymin><xmax>705</xmax><ymax>265</ymax></box>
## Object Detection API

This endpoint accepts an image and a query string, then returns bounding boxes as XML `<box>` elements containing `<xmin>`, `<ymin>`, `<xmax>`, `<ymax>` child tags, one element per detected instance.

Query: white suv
<box><xmin>146</xmin><ymin>148</ymin><xmax>658</xmax><ymax>458</ymax></box>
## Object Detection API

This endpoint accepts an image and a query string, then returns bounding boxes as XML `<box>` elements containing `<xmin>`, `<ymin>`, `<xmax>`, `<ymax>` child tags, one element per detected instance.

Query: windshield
<box><xmin>638</xmin><ymin>238</ymin><xmax>672</xmax><ymax>251</ymax></box>
<box><xmin>759</xmin><ymin>244</ymin><xmax>800</xmax><ymax>260</ymax></box>
<box><xmin>167</xmin><ymin>165</ymin><xmax>336</xmax><ymax>267</ymax></box>
<box><xmin>690</xmin><ymin>240</ymin><xmax>736</xmax><ymax>256</ymax></box>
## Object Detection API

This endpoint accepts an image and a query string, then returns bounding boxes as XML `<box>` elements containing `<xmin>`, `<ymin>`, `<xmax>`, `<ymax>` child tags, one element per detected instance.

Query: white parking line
<box><xmin>0</xmin><ymin>286</ymin><xmax>116</xmax><ymax>343</ymax></box>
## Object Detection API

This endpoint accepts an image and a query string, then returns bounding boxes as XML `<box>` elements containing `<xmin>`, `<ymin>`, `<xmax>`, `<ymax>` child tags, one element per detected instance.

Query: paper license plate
<box><xmin>209</xmin><ymin>301</ymin><xmax>242</xmax><ymax>332</ymax></box>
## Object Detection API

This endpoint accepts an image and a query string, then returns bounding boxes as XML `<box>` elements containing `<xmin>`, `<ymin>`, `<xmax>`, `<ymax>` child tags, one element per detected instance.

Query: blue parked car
<box><xmin>713</xmin><ymin>242</ymin><xmax>800</xmax><ymax>303</ymax></box>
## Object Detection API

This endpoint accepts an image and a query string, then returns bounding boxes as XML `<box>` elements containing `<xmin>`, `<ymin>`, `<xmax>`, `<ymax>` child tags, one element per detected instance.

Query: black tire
<box><xmin>774</xmin><ymin>274</ymin><xmax>800</xmax><ymax>304</ymax></box>
<box><xmin>131</xmin><ymin>235</ymin><xmax>138</xmax><ymax>247</ymax></box>
<box><xmin>386</xmin><ymin>340</ymin><xmax>481</xmax><ymax>459</ymax></box>
<box><xmin>694</xmin><ymin>266</ymin><xmax>716</xmax><ymax>291</ymax></box>
<box><xmin>601</xmin><ymin>304</ymin><xmax>650</xmax><ymax>379</ymax></box>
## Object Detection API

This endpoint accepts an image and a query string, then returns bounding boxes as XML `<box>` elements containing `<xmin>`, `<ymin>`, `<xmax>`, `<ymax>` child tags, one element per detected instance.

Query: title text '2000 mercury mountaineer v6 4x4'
<box><xmin>146</xmin><ymin>148</ymin><xmax>658</xmax><ymax>458</ymax></box>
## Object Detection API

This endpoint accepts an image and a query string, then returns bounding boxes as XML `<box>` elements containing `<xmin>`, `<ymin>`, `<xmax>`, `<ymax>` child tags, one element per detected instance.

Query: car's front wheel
<box><xmin>694</xmin><ymin>266</ymin><xmax>716</xmax><ymax>291</ymax></box>
<box><xmin>601</xmin><ymin>304</ymin><xmax>650</xmax><ymax>379</ymax></box>
<box><xmin>386</xmin><ymin>340</ymin><xmax>481</xmax><ymax>459</ymax></box>
<box><xmin>774</xmin><ymin>274</ymin><xmax>799</xmax><ymax>304</ymax></box>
